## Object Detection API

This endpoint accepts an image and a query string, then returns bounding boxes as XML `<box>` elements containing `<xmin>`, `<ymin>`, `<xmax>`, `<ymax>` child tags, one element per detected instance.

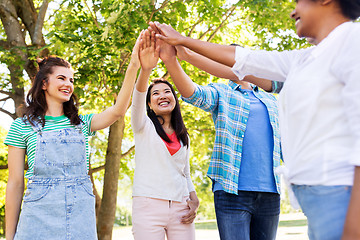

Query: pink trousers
<box><xmin>132</xmin><ymin>196</ymin><xmax>195</xmax><ymax>240</ymax></box>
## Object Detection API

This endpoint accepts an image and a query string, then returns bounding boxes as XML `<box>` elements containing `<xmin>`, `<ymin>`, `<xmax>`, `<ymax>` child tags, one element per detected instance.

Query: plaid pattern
<box><xmin>183</xmin><ymin>81</ymin><xmax>281</xmax><ymax>194</ymax></box>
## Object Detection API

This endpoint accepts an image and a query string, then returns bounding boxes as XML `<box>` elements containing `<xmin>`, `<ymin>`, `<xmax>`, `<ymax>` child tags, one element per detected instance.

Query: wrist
<box><xmin>128</xmin><ymin>60</ymin><xmax>140</xmax><ymax>69</ymax></box>
<box><xmin>139</xmin><ymin>68</ymin><xmax>152</xmax><ymax>76</ymax></box>
<box><xmin>178</xmin><ymin>35</ymin><xmax>188</xmax><ymax>45</ymax></box>
<box><xmin>162</xmin><ymin>56</ymin><xmax>177</xmax><ymax>65</ymax></box>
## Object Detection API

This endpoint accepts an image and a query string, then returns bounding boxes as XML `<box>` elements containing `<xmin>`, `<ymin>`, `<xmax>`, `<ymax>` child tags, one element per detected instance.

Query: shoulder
<box><xmin>9</xmin><ymin>117</ymin><xmax>33</xmax><ymax>132</ymax></box>
<box><xmin>80</xmin><ymin>114</ymin><xmax>94</xmax><ymax>124</ymax></box>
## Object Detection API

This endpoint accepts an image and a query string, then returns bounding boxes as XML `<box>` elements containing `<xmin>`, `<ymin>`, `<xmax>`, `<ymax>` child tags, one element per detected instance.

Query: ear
<box><xmin>320</xmin><ymin>0</ymin><xmax>334</xmax><ymax>6</ymax></box>
<box><xmin>41</xmin><ymin>80</ymin><xmax>47</xmax><ymax>90</ymax></box>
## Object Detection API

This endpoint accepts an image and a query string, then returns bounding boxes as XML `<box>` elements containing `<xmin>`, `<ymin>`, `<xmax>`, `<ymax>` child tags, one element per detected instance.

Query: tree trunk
<box><xmin>97</xmin><ymin>118</ymin><xmax>125</xmax><ymax>240</ymax></box>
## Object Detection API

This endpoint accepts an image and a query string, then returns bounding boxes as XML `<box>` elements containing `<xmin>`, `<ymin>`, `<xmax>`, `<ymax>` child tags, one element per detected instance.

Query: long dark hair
<box><xmin>23</xmin><ymin>56</ymin><xmax>81</xmax><ymax>127</ymax></box>
<box><xmin>146</xmin><ymin>79</ymin><xmax>189</xmax><ymax>148</ymax></box>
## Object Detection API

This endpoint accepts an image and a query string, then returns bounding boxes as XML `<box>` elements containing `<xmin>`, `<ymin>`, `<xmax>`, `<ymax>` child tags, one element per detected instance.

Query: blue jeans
<box><xmin>214</xmin><ymin>190</ymin><xmax>280</xmax><ymax>240</ymax></box>
<box><xmin>292</xmin><ymin>184</ymin><xmax>352</xmax><ymax>240</ymax></box>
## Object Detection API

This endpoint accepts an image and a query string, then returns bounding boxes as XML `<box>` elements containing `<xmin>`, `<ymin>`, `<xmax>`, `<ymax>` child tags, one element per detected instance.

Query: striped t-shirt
<box><xmin>4</xmin><ymin>114</ymin><xmax>95</xmax><ymax>178</ymax></box>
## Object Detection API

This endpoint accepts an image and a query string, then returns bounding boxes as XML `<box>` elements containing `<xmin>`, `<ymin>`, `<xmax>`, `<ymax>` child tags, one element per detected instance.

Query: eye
<box><xmin>70</xmin><ymin>79</ymin><xmax>74</xmax><ymax>84</ymax></box>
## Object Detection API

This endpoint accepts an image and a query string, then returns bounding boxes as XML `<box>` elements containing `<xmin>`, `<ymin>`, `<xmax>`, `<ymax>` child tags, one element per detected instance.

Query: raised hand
<box><xmin>149</xmin><ymin>21</ymin><xmax>185</xmax><ymax>46</ymax></box>
<box><xmin>139</xmin><ymin>29</ymin><xmax>159</xmax><ymax>71</ymax></box>
<box><xmin>175</xmin><ymin>45</ymin><xmax>190</xmax><ymax>61</ymax></box>
<box><xmin>128</xmin><ymin>30</ymin><xmax>143</xmax><ymax>70</ymax></box>
<box><xmin>146</xmin><ymin>27</ymin><xmax>176</xmax><ymax>64</ymax></box>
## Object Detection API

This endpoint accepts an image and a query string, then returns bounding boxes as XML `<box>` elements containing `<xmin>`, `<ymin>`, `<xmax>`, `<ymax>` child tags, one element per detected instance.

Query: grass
<box><xmin>195</xmin><ymin>218</ymin><xmax>308</xmax><ymax>230</ymax></box>
<box><xmin>279</xmin><ymin>219</ymin><xmax>308</xmax><ymax>228</ymax></box>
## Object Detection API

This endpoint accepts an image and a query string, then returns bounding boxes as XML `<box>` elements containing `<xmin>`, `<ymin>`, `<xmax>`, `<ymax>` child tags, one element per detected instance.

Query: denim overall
<box><xmin>14</xmin><ymin>122</ymin><xmax>97</xmax><ymax>240</ymax></box>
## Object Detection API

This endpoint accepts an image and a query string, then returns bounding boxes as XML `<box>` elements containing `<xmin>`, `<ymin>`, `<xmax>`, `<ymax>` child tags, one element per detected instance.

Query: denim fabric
<box><xmin>292</xmin><ymin>184</ymin><xmax>352</xmax><ymax>240</ymax></box>
<box><xmin>214</xmin><ymin>190</ymin><xmax>280</xmax><ymax>240</ymax></box>
<box><xmin>14</xmin><ymin>124</ymin><xmax>97</xmax><ymax>240</ymax></box>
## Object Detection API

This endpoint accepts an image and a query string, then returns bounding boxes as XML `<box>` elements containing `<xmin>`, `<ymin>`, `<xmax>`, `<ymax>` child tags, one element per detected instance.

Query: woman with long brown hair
<box><xmin>4</xmin><ymin>32</ymin><xmax>143</xmax><ymax>239</ymax></box>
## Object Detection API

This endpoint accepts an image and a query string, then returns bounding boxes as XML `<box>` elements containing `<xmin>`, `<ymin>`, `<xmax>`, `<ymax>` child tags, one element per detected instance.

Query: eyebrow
<box><xmin>57</xmin><ymin>74</ymin><xmax>74</xmax><ymax>80</ymax></box>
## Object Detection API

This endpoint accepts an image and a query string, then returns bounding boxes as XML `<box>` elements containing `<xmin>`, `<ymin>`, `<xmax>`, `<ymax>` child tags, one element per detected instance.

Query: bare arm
<box><xmin>90</xmin><ymin>31</ymin><xmax>143</xmax><ymax>131</ymax></box>
<box><xmin>176</xmin><ymin>45</ymin><xmax>238</xmax><ymax>80</ymax></box>
<box><xmin>342</xmin><ymin>166</ymin><xmax>360</xmax><ymax>240</ymax></box>
<box><xmin>176</xmin><ymin>45</ymin><xmax>274</xmax><ymax>92</ymax></box>
<box><xmin>6</xmin><ymin>146</ymin><xmax>25</xmax><ymax>240</ymax></box>
<box><xmin>149</xmin><ymin>21</ymin><xmax>236</xmax><ymax>67</ymax></box>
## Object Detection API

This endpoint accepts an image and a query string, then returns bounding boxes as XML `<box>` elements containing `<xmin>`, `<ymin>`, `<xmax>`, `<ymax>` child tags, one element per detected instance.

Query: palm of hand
<box><xmin>140</xmin><ymin>47</ymin><xmax>158</xmax><ymax>70</ymax></box>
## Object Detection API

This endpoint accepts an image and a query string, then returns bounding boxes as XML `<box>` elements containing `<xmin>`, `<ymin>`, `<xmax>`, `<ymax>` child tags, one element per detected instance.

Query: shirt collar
<box><xmin>228</xmin><ymin>80</ymin><xmax>257</xmax><ymax>92</ymax></box>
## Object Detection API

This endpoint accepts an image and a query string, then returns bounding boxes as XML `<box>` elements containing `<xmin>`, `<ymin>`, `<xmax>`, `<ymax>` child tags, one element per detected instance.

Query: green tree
<box><xmin>0</xmin><ymin>126</ymin><xmax>8</xmax><ymax>235</ymax></box>
<box><xmin>1</xmin><ymin>0</ymin><xmax>309</xmax><ymax>239</ymax></box>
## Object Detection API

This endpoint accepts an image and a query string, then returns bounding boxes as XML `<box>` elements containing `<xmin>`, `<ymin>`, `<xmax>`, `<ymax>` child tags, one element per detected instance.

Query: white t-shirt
<box><xmin>232</xmin><ymin>22</ymin><xmax>360</xmax><ymax>186</ymax></box>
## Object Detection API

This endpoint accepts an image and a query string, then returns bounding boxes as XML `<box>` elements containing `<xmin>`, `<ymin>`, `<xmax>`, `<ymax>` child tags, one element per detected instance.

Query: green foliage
<box><xmin>1</xmin><ymin>0</ymin><xmax>307</xmax><ymax>221</ymax></box>
<box><xmin>0</xmin><ymin>127</ymin><xmax>8</xmax><ymax>235</ymax></box>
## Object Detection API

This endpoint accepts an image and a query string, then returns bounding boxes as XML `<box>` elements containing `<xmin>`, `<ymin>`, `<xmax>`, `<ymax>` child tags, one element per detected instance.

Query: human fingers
<box><xmin>145</xmin><ymin>29</ymin><xmax>151</xmax><ymax>48</ymax></box>
<box><xmin>133</xmin><ymin>30</ymin><xmax>143</xmax><ymax>51</ymax></box>
<box><xmin>150</xmin><ymin>30</ymin><xmax>156</xmax><ymax>49</ymax></box>
<box><xmin>148</xmin><ymin>22</ymin><xmax>162</xmax><ymax>35</ymax></box>
<box><xmin>181</xmin><ymin>210</ymin><xmax>197</xmax><ymax>224</ymax></box>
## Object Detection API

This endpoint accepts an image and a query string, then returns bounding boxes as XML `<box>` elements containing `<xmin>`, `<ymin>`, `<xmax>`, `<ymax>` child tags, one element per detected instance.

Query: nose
<box><xmin>290</xmin><ymin>9</ymin><xmax>296</xmax><ymax>19</ymax></box>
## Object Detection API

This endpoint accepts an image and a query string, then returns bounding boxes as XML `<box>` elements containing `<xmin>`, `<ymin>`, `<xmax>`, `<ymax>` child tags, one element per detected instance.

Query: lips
<box><xmin>60</xmin><ymin>89</ymin><xmax>71</xmax><ymax>95</ymax></box>
<box><xmin>159</xmin><ymin>101</ymin><xmax>170</xmax><ymax>106</ymax></box>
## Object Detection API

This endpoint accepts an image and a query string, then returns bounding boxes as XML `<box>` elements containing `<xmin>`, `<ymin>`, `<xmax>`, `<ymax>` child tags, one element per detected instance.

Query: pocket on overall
<box><xmin>80</xmin><ymin>181</ymin><xmax>96</xmax><ymax>197</ymax></box>
<box><xmin>40</xmin><ymin>137</ymin><xmax>86</xmax><ymax>167</ymax></box>
<box><xmin>23</xmin><ymin>184</ymin><xmax>51</xmax><ymax>202</ymax></box>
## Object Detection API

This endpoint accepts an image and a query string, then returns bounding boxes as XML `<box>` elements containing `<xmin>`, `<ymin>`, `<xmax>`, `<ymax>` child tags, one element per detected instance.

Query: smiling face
<box><xmin>291</xmin><ymin>0</ymin><xmax>323</xmax><ymax>39</ymax></box>
<box><xmin>148</xmin><ymin>82</ymin><xmax>176</xmax><ymax>117</ymax></box>
<box><xmin>42</xmin><ymin>66</ymin><xmax>74</xmax><ymax>104</ymax></box>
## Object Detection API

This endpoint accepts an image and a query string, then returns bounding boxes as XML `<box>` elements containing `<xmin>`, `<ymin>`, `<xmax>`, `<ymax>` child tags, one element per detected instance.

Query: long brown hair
<box><xmin>146</xmin><ymin>79</ymin><xmax>189</xmax><ymax>148</ymax></box>
<box><xmin>23</xmin><ymin>57</ymin><xmax>81</xmax><ymax>127</ymax></box>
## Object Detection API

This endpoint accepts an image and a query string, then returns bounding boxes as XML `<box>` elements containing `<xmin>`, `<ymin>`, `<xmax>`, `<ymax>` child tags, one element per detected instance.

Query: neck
<box><xmin>159</xmin><ymin>115</ymin><xmax>172</xmax><ymax>129</ymax></box>
<box><xmin>233</xmin><ymin>80</ymin><xmax>252</xmax><ymax>89</ymax></box>
<box><xmin>314</xmin><ymin>18</ymin><xmax>350</xmax><ymax>44</ymax></box>
<box><xmin>46</xmin><ymin>100</ymin><xmax>64</xmax><ymax>117</ymax></box>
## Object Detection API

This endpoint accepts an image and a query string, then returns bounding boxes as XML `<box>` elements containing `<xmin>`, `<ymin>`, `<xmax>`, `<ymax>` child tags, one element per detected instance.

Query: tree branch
<box><xmin>83</xmin><ymin>0</ymin><xmax>99</xmax><ymax>28</ymax></box>
<box><xmin>187</xmin><ymin>19</ymin><xmax>203</xmax><ymax>37</ymax></box>
<box><xmin>0</xmin><ymin>96</ymin><xmax>11</xmax><ymax>102</ymax></box>
<box><xmin>207</xmin><ymin>5</ymin><xmax>236</xmax><ymax>42</ymax></box>
<box><xmin>0</xmin><ymin>107</ymin><xmax>17</xmax><ymax>119</ymax></box>
<box><xmin>0</xmin><ymin>164</ymin><xmax>8</xmax><ymax>169</ymax></box>
<box><xmin>91</xmin><ymin>164</ymin><xmax>105</xmax><ymax>173</ymax></box>
<box><xmin>198</xmin><ymin>26</ymin><xmax>214</xmax><ymax>40</ymax></box>
<box><xmin>0</xmin><ymin>89</ymin><xmax>12</xmax><ymax>95</ymax></box>
<box><xmin>33</xmin><ymin>0</ymin><xmax>49</xmax><ymax>46</ymax></box>
<box><xmin>148</xmin><ymin>0</ymin><xmax>170</xmax><ymax>23</ymax></box>
<box><xmin>120</xmin><ymin>145</ymin><xmax>135</xmax><ymax>159</ymax></box>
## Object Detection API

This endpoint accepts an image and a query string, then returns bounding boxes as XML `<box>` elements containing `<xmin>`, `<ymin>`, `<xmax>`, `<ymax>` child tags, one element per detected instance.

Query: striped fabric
<box><xmin>4</xmin><ymin>114</ymin><xmax>95</xmax><ymax>178</ymax></box>
<box><xmin>183</xmin><ymin>81</ymin><xmax>281</xmax><ymax>194</ymax></box>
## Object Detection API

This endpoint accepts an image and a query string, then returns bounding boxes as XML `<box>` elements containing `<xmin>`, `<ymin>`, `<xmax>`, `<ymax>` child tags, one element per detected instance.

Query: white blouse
<box><xmin>131</xmin><ymin>89</ymin><xmax>195</xmax><ymax>202</ymax></box>
<box><xmin>232</xmin><ymin>22</ymin><xmax>360</xmax><ymax>186</ymax></box>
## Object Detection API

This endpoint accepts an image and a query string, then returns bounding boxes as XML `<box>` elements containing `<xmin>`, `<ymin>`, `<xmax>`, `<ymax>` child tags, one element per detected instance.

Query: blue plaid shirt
<box><xmin>183</xmin><ymin>81</ymin><xmax>281</xmax><ymax>194</ymax></box>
